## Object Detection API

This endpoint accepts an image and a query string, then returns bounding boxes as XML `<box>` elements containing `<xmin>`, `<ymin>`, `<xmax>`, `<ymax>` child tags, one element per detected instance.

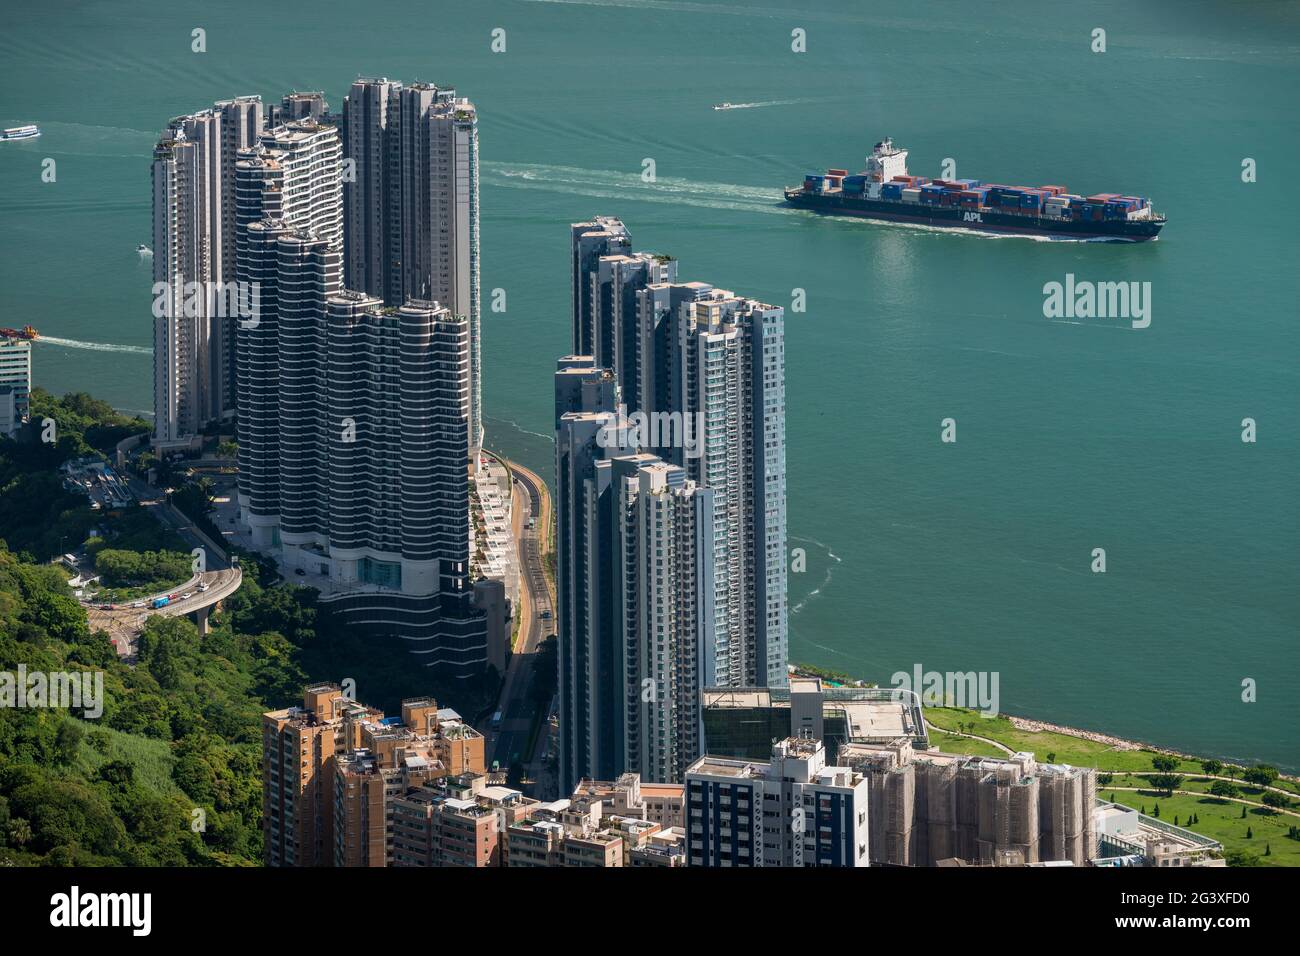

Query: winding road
<box><xmin>83</xmin><ymin>471</ymin><xmax>242</xmax><ymax>658</ymax></box>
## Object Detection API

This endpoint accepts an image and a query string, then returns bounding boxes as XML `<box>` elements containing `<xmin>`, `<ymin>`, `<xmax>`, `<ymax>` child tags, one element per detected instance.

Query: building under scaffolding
<box><xmin>839</xmin><ymin>742</ymin><xmax>1097</xmax><ymax>867</ymax></box>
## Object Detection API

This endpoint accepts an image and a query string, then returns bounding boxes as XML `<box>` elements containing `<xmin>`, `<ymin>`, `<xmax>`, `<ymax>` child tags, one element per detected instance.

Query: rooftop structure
<box><xmin>702</xmin><ymin>677</ymin><xmax>929</xmax><ymax>760</ymax></box>
<box><xmin>685</xmin><ymin>737</ymin><xmax>870</xmax><ymax>867</ymax></box>
<box><xmin>1094</xmin><ymin>801</ymin><xmax>1224</xmax><ymax>867</ymax></box>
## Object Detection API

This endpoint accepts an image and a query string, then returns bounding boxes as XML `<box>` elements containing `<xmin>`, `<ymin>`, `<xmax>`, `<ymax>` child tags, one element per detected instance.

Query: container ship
<box><xmin>786</xmin><ymin>138</ymin><xmax>1165</xmax><ymax>241</ymax></box>
<box><xmin>0</xmin><ymin>326</ymin><xmax>39</xmax><ymax>340</ymax></box>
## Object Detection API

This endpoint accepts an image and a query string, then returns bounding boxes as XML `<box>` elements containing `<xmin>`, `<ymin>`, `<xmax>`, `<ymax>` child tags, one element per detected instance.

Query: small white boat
<box><xmin>137</xmin><ymin>244</ymin><xmax>152</xmax><ymax>255</ymax></box>
<box><xmin>712</xmin><ymin>103</ymin><xmax>734</xmax><ymax>111</ymax></box>
<box><xmin>2</xmin><ymin>124</ymin><xmax>41</xmax><ymax>141</ymax></box>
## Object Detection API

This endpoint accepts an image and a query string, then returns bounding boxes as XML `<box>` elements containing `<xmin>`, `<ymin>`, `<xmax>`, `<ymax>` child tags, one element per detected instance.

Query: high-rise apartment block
<box><xmin>148</xmin><ymin>85</ymin><xmax>491</xmax><ymax>677</ymax></box>
<box><xmin>554</xmin><ymin>360</ymin><xmax>716</xmax><ymax>787</ymax></box>
<box><xmin>342</xmin><ymin>78</ymin><xmax>482</xmax><ymax>461</ymax></box>
<box><xmin>151</xmin><ymin>95</ymin><xmax>263</xmax><ymax>445</ymax></box>
<box><xmin>571</xmin><ymin>220</ymin><xmax>788</xmax><ymax>686</ymax></box>
<box><xmin>684</xmin><ymin>737</ymin><xmax>870</xmax><ymax>867</ymax></box>
<box><xmin>557</xmin><ymin>219</ymin><xmax>789</xmax><ymax>790</ymax></box>
<box><xmin>230</xmin><ymin>108</ymin><xmax>493</xmax><ymax>677</ymax></box>
<box><xmin>613</xmin><ymin>454</ymin><xmax>714</xmax><ymax>784</ymax></box>
<box><xmin>571</xmin><ymin>217</ymin><xmax>630</xmax><ymax>357</ymax></box>
<box><xmin>234</xmin><ymin>117</ymin><xmax>345</xmax><ymax>550</ymax></box>
<box><xmin>269</xmin><ymin>91</ymin><xmax>330</xmax><ymax>126</ymax></box>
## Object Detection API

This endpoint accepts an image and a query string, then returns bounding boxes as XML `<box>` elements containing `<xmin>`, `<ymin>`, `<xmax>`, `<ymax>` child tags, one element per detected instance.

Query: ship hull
<box><xmin>785</xmin><ymin>190</ymin><xmax>1164</xmax><ymax>241</ymax></box>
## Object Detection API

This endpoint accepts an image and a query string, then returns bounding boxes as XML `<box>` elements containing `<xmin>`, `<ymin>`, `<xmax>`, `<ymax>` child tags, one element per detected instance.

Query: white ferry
<box><xmin>1</xmin><ymin>125</ymin><xmax>41</xmax><ymax>141</ymax></box>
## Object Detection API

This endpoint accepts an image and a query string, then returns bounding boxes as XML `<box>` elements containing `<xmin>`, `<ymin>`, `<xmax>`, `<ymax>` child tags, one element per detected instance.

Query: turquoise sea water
<box><xmin>1</xmin><ymin>0</ymin><xmax>1296</xmax><ymax>769</ymax></box>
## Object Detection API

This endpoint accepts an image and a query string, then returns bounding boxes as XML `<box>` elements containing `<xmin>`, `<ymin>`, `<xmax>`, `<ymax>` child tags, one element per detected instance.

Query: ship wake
<box><xmin>789</xmin><ymin>535</ymin><xmax>842</xmax><ymax>615</ymax></box>
<box><xmin>37</xmin><ymin>336</ymin><xmax>152</xmax><ymax>355</ymax></box>
<box><xmin>483</xmin><ymin>161</ymin><xmax>791</xmax><ymax>216</ymax></box>
<box><xmin>826</xmin><ymin>215</ymin><xmax>1144</xmax><ymax>243</ymax></box>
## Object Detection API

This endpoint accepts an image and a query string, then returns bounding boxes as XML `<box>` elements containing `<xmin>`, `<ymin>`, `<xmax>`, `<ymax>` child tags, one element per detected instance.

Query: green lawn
<box><xmin>927</xmin><ymin>708</ymin><xmax>1197</xmax><ymax>771</ymax></box>
<box><xmin>926</xmin><ymin>708</ymin><xmax>1297</xmax><ymax>795</ymax></box>
<box><xmin>1099</xmin><ymin>772</ymin><xmax>1299</xmax><ymax>805</ymax></box>
<box><xmin>1102</xmin><ymin>790</ymin><xmax>1300</xmax><ymax>867</ymax></box>
<box><xmin>927</xmin><ymin>728</ymin><xmax>1007</xmax><ymax>759</ymax></box>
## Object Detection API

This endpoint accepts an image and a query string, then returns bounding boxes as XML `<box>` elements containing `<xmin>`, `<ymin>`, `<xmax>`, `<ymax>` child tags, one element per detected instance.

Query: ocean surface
<box><xmin>2</xmin><ymin>0</ymin><xmax>1296</xmax><ymax>769</ymax></box>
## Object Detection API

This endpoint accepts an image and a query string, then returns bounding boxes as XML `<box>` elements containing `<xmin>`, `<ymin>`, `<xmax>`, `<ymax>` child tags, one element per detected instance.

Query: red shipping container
<box><xmin>827</xmin><ymin>168</ymin><xmax>849</xmax><ymax>177</ymax></box>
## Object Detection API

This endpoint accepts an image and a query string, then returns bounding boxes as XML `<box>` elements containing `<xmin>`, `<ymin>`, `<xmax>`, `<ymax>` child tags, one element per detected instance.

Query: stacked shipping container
<box><xmin>802</xmin><ymin>165</ymin><xmax>1150</xmax><ymax>223</ymax></box>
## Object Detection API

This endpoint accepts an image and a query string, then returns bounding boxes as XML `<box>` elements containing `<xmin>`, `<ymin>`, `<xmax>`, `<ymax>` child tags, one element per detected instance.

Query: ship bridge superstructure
<box><xmin>865</xmin><ymin>137</ymin><xmax>909</xmax><ymax>183</ymax></box>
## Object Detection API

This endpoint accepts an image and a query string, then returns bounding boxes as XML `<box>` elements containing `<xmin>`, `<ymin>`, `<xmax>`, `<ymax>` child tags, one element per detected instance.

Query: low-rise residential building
<box><xmin>507</xmin><ymin>819</ymin><xmax>566</xmax><ymax>867</ymax></box>
<box><xmin>642</xmin><ymin>783</ymin><xmax>686</xmax><ymax>829</ymax></box>
<box><xmin>563</xmin><ymin>830</ymin><xmax>624</xmax><ymax>867</ymax></box>
<box><xmin>629</xmin><ymin>827</ymin><xmax>687</xmax><ymax>867</ymax></box>
<box><xmin>501</xmin><ymin>790</ymin><xmax>681</xmax><ymax>867</ymax></box>
<box><xmin>436</xmin><ymin>797</ymin><xmax>503</xmax><ymax>867</ymax></box>
<box><xmin>1094</xmin><ymin>801</ymin><xmax>1224</xmax><ymax>867</ymax></box>
<box><xmin>389</xmin><ymin>773</ymin><xmax>537</xmax><ymax>867</ymax></box>
<box><xmin>569</xmin><ymin>773</ymin><xmax>685</xmax><ymax>829</ymax></box>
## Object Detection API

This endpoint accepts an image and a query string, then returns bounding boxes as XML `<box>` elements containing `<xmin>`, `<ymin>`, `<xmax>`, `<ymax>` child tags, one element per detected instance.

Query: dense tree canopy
<box><xmin>0</xmin><ymin>390</ymin><xmax>502</xmax><ymax>867</ymax></box>
<box><xmin>95</xmin><ymin>548</ymin><xmax>192</xmax><ymax>591</ymax></box>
